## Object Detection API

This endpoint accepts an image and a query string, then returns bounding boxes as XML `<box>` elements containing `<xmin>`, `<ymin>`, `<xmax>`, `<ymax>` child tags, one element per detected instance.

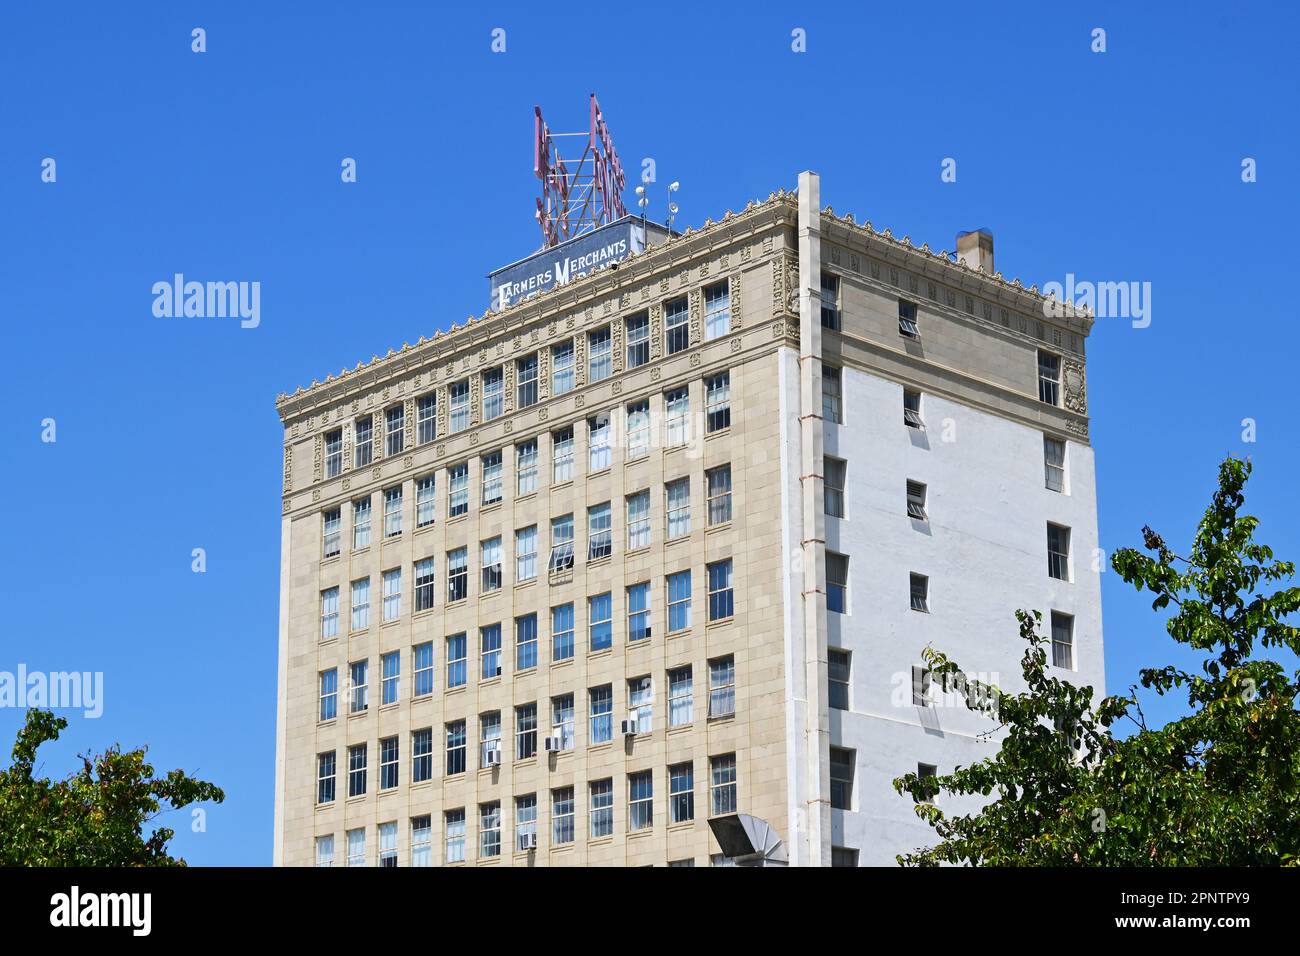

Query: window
<box><xmin>480</xmin><ymin>802</ymin><xmax>501</xmax><ymax>858</ymax></box>
<box><xmin>417</xmin><ymin>393</ymin><xmax>436</xmax><ymax>445</ymax></box>
<box><xmin>1048</xmin><ymin>523</ymin><xmax>1071</xmax><ymax>581</ymax></box>
<box><xmin>1049</xmin><ymin>610</ymin><xmax>1077</xmax><ymax>669</ymax></box>
<box><xmin>552</xmin><ymin>694</ymin><xmax>575</xmax><ymax>751</ymax></box>
<box><xmin>355</xmin><ymin>416</ymin><xmax>374</xmax><ymax>467</ymax></box>
<box><xmin>627</xmin><ymin>582</ymin><xmax>651</xmax><ymax>642</ymax></box>
<box><xmin>589</xmin><ymin>414</ymin><xmax>611</xmax><ymax>471</ymax></box>
<box><xmin>670</xmin><ymin>763</ymin><xmax>694</xmax><ymax>823</ymax></box>
<box><xmin>319</xmin><ymin>669</ymin><xmax>337</xmax><ymax>721</ymax></box>
<box><xmin>589</xmin><ymin>326</ymin><xmax>612</xmax><ymax>382</ymax></box>
<box><xmin>664</xmin><ymin>387</ymin><xmax>690</xmax><ymax>447</ymax></box>
<box><xmin>515</xmin><ymin>614</ymin><xmax>538</xmax><ymax>671</ymax></box>
<box><xmin>380</xmin><ymin>737</ymin><xmax>399</xmax><ymax>790</ymax></box>
<box><xmin>705</xmin><ymin>372</ymin><xmax>731</xmax><ymax>432</ymax></box>
<box><xmin>449</xmin><ymin>379</ymin><xmax>470</xmax><ymax>433</ymax></box>
<box><xmin>1044</xmin><ymin>436</ymin><xmax>1066</xmax><ymax>492</ymax></box>
<box><xmin>666</xmin><ymin>478</ymin><xmax>691</xmax><ymax>539</ymax></box>
<box><xmin>552</xmin><ymin>340</ymin><xmax>575</xmax><ymax>395</ymax></box>
<box><xmin>447</xmin><ymin>547</ymin><xmax>468</xmax><ymax>602</ymax></box>
<box><xmin>917</xmin><ymin>763</ymin><xmax>939</xmax><ymax>804</ymax></box>
<box><xmin>447</xmin><ymin>462</ymin><xmax>469</xmax><ymax>518</ymax></box>
<box><xmin>514</xmin><ymin>525</ymin><xmax>538</xmax><ymax>583</ymax></box>
<box><xmin>628</xmin><ymin>676</ymin><xmax>653</xmax><ymax>732</ymax></box>
<box><xmin>317</xmin><ymin>751</ymin><xmax>336</xmax><ymax>804</ymax></box>
<box><xmin>821</xmin><ymin>272</ymin><xmax>840</xmax><ymax>329</ymax></box>
<box><xmin>628</xmin><ymin>771</ymin><xmax>653</xmax><ymax>831</ymax></box>
<box><xmin>831</xmin><ymin>847</ymin><xmax>858</xmax><ymax>868</ymax></box>
<box><xmin>481</xmin><ymin>451</ymin><xmax>503</xmax><ymax>505</ymax></box>
<box><xmin>548</xmin><ymin>514</ymin><xmax>575</xmax><ymax>573</ymax></box>
<box><xmin>829</xmin><ymin>649</ymin><xmax>850</xmax><ymax>710</ymax></box>
<box><xmin>324</xmin><ymin>428</ymin><xmax>343</xmax><ymax>478</ymax></box>
<box><xmin>320</xmin><ymin>587</ymin><xmax>339</xmax><ymax>640</ymax></box>
<box><xmin>515</xmin><ymin>703</ymin><xmax>538</xmax><ymax>760</ymax></box>
<box><xmin>589</xmin><ymin>592</ymin><xmax>612</xmax><ymax>651</ymax></box>
<box><xmin>411</xmin><ymin>728</ymin><xmax>432</xmax><ymax>783</ymax></box>
<box><xmin>381</xmin><ymin>650</ymin><xmax>399</xmax><ymax>705</ymax></box>
<box><xmin>589</xmin><ymin>779</ymin><xmax>614</xmax><ymax>838</ymax></box>
<box><xmin>668</xmin><ymin>859</ymin><xmax>695</xmax><ymax>868</ymax></box>
<box><xmin>413</xmin><ymin>643</ymin><xmax>434</xmax><ymax>698</ymax></box>
<box><xmin>481</xmin><ymin>367</ymin><xmax>504</xmax><ymax>421</ymax></box>
<box><xmin>904</xmin><ymin>389</ymin><xmax>924</xmax><ymax>429</ymax></box>
<box><xmin>480</xmin><ymin>624</ymin><xmax>502</xmax><ymax>680</ymax></box>
<box><xmin>352</xmin><ymin>497</ymin><xmax>372</xmax><ymax>549</ymax></box>
<box><xmin>552</xmin><ymin>602</ymin><xmax>575</xmax><ymax>662</ymax></box>
<box><xmin>824</xmin><ymin>457</ymin><xmax>846</xmax><ymax>517</ymax></box>
<box><xmin>516</xmin><ymin>439</ymin><xmax>538</xmax><ymax>496</ymax></box>
<box><xmin>589</xmin><ymin>685</ymin><xmax>613</xmax><ymax>744</ymax></box>
<box><xmin>910</xmin><ymin>573</ymin><xmax>930</xmax><ymax>612</ymax></box>
<box><xmin>707</xmin><ymin>559</ymin><xmax>734</xmax><ymax>621</ymax></box>
<box><xmin>706</xmin><ymin>464</ymin><xmax>732</xmax><ymax>525</ymax></box>
<box><xmin>626</xmin><ymin>490</ymin><xmax>650</xmax><ymax>551</ymax></box>
<box><xmin>668</xmin><ymin>666</ymin><xmax>693</xmax><ymax>727</ymax></box>
<box><xmin>348</xmin><ymin>660</ymin><xmax>368</xmax><ymax>713</ymax></box>
<box><xmin>479</xmin><ymin>712</ymin><xmax>501</xmax><ymax>767</ymax></box>
<box><xmin>414</xmin><ymin>559</ymin><xmax>435</xmax><ymax>613</ymax></box>
<box><xmin>515</xmin><ymin>795</ymin><xmax>537</xmax><ymax>852</ymax></box>
<box><xmin>350</xmin><ymin>578</ymin><xmax>370</xmax><ymax>631</ymax></box>
<box><xmin>445</xmin><ymin>720</ymin><xmax>467</xmax><ymax>776</ymax></box>
<box><xmin>827</xmin><ymin>553</ymin><xmax>848</xmax><ymax>613</ymax></box>
<box><xmin>907</xmin><ymin>481</ymin><xmax>928</xmax><ymax>521</ymax></box>
<box><xmin>385</xmin><ymin>405</ymin><xmax>404</xmax><ymax>456</ymax></box>
<box><xmin>445</xmin><ymin>809</ymin><xmax>466</xmax><ymax>864</ymax></box>
<box><xmin>667</xmin><ymin>571</ymin><xmax>691</xmax><ymax>633</ymax></box>
<box><xmin>829</xmin><ymin>747</ymin><xmax>854</xmax><ymax>810</ymax></box>
<box><xmin>626</xmin><ymin>312</ymin><xmax>650</xmax><ymax>368</ymax></box>
<box><xmin>348</xmin><ymin>743</ymin><xmax>367</xmax><ymax>797</ymax></box>
<box><xmin>382</xmin><ymin>569</ymin><xmax>401</xmax><ymax>622</ymax></box>
<box><xmin>480</xmin><ymin>537</ymin><xmax>502</xmax><ymax>593</ymax></box>
<box><xmin>704</xmin><ymin>281</ymin><xmax>730</xmax><ymax>339</ymax></box>
<box><xmin>416</xmin><ymin>475</ymin><xmax>436</xmax><ymax>527</ymax></box>
<box><xmin>898</xmin><ymin>299</ymin><xmax>920</xmax><ymax>338</ymax></box>
<box><xmin>710</xmin><ymin>754</ymin><xmax>737</xmax><ymax>816</ymax></box>
<box><xmin>316</xmin><ymin>834</ymin><xmax>335</xmax><ymax>868</ymax></box>
<box><xmin>588</xmin><ymin>501</ymin><xmax>612</xmax><ymax>560</ymax></box>
<box><xmin>411</xmin><ymin>816</ymin><xmax>432</xmax><ymax>867</ymax></box>
<box><xmin>1038</xmin><ymin>350</ymin><xmax>1061</xmax><ymax>406</ymax></box>
<box><xmin>446</xmin><ymin>633</ymin><xmax>467</xmax><ymax>688</ymax></box>
<box><xmin>517</xmin><ymin>354</ymin><xmax>539</xmax><ymax>409</ymax></box>
<box><xmin>709</xmin><ymin>656</ymin><xmax>735</xmax><ymax>718</ymax></box>
<box><xmin>665</xmin><ymin>296</ymin><xmax>689</xmax><ymax>354</ymax></box>
<box><xmin>552</xmin><ymin>427</ymin><xmax>574</xmax><ymax>484</ymax></box>
<box><xmin>912</xmin><ymin>666</ymin><xmax>932</xmax><ymax>707</ymax></box>
<box><xmin>552</xmin><ymin>787</ymin><xmax>576</xmax><ymax>845</ymax></box>
<box><xmin>822</xmin><ymin>365</ymin><xmax>842</xmax><ymax>424</ymax></box>
<box><xmin>383</xmin><ymin>486</ymin><xmax>402</xmax><ymax>538</ymax></box>
<box><xmin>323</xmin><ymin>507</ymin><xmax>341</xmax><ymax>558</ymax></box>
<box><xmin>347</xmin><ymin>827</ymin><xmax>365</xmax><ymax>867</ymax></box>
<box><xmin>626</xmin><ymin>399</ymin><xmax>651</xmax><ymax>460</ymax></box>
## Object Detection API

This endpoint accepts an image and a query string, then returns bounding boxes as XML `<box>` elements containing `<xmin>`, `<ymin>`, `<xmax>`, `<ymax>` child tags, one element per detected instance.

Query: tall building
<box><xmin>273</xmin><ymin>172</ymin><xmax>1103</xmax><ymax>867</ymax></box>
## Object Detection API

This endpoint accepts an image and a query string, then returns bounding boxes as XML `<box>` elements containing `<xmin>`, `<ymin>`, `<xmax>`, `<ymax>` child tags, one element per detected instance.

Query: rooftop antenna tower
<box><xmin>534</xmin><ymin>93</ymin><xmax>628</xmax><ymax>249</ymax></box>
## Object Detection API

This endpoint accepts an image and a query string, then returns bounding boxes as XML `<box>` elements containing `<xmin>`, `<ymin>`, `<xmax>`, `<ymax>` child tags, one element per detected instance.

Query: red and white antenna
<box><xmin>534</xmin><ymin>94</ymin><xmax>628</xmax><ymax>249</ymax></box>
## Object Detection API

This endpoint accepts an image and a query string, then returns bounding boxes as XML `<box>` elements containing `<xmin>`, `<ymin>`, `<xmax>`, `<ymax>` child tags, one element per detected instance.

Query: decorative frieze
<box><xmin>649</xmin><ymin>303</ymin><xmax>662</xmax><ymax>361</ymax></box>
<box><xmin>688</xmin><ymin>288</ymin><xmax>702</xmax><ymax>346</ymax></box>
<box><xmin>1063</xmin><ymin>360</ymin><xmax>1087</xmax><ymax>415</ymax></box>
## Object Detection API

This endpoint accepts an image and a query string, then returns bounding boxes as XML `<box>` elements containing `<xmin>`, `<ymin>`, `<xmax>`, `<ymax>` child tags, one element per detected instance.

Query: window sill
<box><xmin>413</xmin><ymin>607</ymin><xmax>435</xmax><ymax>620</ymax></box>
<box><xmin>705</xmin><ymin>522</ymin><xmax>732</xmax><ymax>534</ymax></box>
<box><xmin>704</xmin><ymin>428</ymin><xmax>730</xmax><ymax>440</ymax></box>
<box><xmin>551</xmin><ymin>658</ymin><xmax>573</xmax><ymax>669</ymax></box>
<box><xmin>668</xmin><ymin>820</ymin><xmax>694</xmax><ymax>832</ymax></box>
<box><xmin>588</xmin><ymin>647</ymin><xmax>613</xmax><ymax>659</ymax></box>
<box><xmin>707</xmin><ymin>712</ymin><xmax>735</xmax><ymax>724</ymax></box>
<box><xmin>447</xmin><ymin>513</ymin><xmax>469</xmax><ymax>524</ymax></box>
<box><xmin>350</xmin><ymin>546</ymin><xmax>370</xmax><ymax>557</ymax></box>
<box><xmin>514</xmin><ymin>577</ymin><xmax>538</xmax><ymax>589</ymax></box>
<box><xmin>322</xmin><ymin>554</ymin><xmax>340</xmax><ymax>566</ymax></box>
<box><xmin>348</xmin><ymin>710</ymin><xmax>368</xmax><ymax>719</ymax></box>
<box><xmin>317</xmin><ymin>718</ymin><xmax>337</xmax><ymax>728</ymax></box>
<box><xmin>705</xmin><ymin>617</ymin><xmax>734</xmax><ymax>628</ymax></box>
<box><xmin>482</xmin><ymin>501</ymin><xmax>503</xmax><ymax>513</ymax></box>
<box><xmin>625</xmin><ymin>545</ymin><xmax>651</xmax><ymax>558</ymax></box>
<box><xmin>667</xmin><ymin>723</ymin><xmax>693</xmax><ymax>735</ymax></box>
<box><xmin>551</xmin><ymin>480</ymin><xmax>574</xmax><ymax>492</ymax></box>
<box><xmin>415</xmin><ymin>523</ymin><xmax>436</xmax><ymax>534</ymax></box>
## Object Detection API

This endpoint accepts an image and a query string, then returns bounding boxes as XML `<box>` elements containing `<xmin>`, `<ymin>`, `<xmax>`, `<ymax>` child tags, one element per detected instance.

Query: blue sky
<box><xmin>2</xmin><ymin>1</ymin><xmax>1297</xmax><ymax>865</ymax></box>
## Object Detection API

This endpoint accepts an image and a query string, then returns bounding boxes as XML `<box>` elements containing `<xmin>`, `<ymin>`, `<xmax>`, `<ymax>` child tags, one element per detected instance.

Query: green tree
<box><xmin>893</xmin><ymin>457</ymin><xmax>1300</xmax><ymax>865</ymax></box>
<box><xmin>0</xmin><ymin>708</ymin><xmax>224</xmax><ymax>866</ymax></box>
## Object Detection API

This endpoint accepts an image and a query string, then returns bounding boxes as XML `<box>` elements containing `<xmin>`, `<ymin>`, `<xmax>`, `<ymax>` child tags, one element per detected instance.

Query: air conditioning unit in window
<box><xmin>519</xmin><ymin>832</ymin><xmax>537</xmax><ymax>851</ymax></box>
<box><xmin>621</xmin><ymin>718</ymin><xmax>638</xmax><ymax>737</ymax></box>
<box><xmin>544</xmin><ymin>735</ymin><xmax>563</xmax><ymax>752</ymax></box>
<box><xmin>485</xmin><ymin>748</ymin><xmax>502</xmax><ymax>767</ymax></box>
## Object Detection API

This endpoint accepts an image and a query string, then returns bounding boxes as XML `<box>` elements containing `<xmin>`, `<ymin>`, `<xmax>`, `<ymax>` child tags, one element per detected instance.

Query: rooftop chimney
<box><xmin>956</xmin><ymin>229</ymin><xmax>994</xmax><ymax>274</ymax></box>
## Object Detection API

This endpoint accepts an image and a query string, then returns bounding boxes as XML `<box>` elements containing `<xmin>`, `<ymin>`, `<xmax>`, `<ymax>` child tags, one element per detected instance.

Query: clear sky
<box><xmin>2</xmin><ymin>1</ymin><xmax>1297</xmax><ymax>865</ymax></box>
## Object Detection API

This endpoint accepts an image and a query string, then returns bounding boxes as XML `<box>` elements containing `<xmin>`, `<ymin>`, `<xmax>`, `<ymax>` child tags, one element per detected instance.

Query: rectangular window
<box><xmin>479</xmin><ymin>712</ymin><xmax>501</xmax><ymax>768</ymax></box>
<box><xmin>411</xmin><ymin>728</ymin><xmax>432</xmax><ymax>783</ymax></box>
<box><xmin>832</xmin><ymin>847</ymin><xmax>859</xmax><ymax>868</ymax></box>
<box><xmin>707</xmin><ymin>559</ymin><xmax>734</xmax><ymax>621</ymax></box>
<box><xmin>626</xmin><ymin>312</ymin><xmax>650</xmax><ymax>368</ymax></box>
<box><xmin>589</xmin><ymin>326</ymin><xmax>612</xmax><ymax>382</ymax></box>
<box><xmin>824</xmin><ymin>457</ymin><xmax>846</xmax><ymax>517</ymax></box>
<box><xmin>480</xmin><ymin>623</ymin><xmax>502</xmax><ymax>680</ymax></box>
<box><xmin>667</xmin><ymin>570</ymin><xmax>691</xmax><ymax>633</ymax></box>
<box><xmin>669</xmin><ymin>762</ymin><xmax>694</xmax><ymax>823</ymax></box>
<box><xmin>516</xmin><ymin>439</ymin><xmax>538</xmax><ymax>496</ymax></box>
<box><xmin>704</xmin><ymin>280</ymin><xmax>730</xmax><ymax>340</ymax></box>
<box><xmin>827</xmin><ymin>553</ymin><xmax>848</xmax><ymax>613</ymax></box>
<box><xmin>710</xmin><ymin>754</ymin><xmax>737</xmax><ymax>816</ymax></box>
<box><xmin>918</xmin><ymin>763</ymin><xmax>938</xmax><ymax>803</ymax></box>
<box><xmin>515</xmin><ymin>525</ymin><xmax>537</xmax><ymax>583</ymax></box>
<box><xmin>1038</xmin><ymin>350</ymin><xmax>1061</xmax><ymax>406</ymax></box>
<box><xmin>517</xmin><ymin>354</ymin><xmax>539</xmax><ymax>409</ymax></box>
<box><xmin>481</xmin><ymin>367</ymin><xmax>504</xmax><ymax>422</ymax></box>
<box><xmin>319</xmin><ymin>668</ymin><xmax>337</xmax><ymax>721</ymax></box>
<box><xmin>445</xmin><ymin>720</ymin><xmax>467</xmax><ymax>776</ymax></box>
<box><xmin>352</xmin><ymin>497</ymin><xmax>372</xmax><ymax>549</ymax></box>
<box><xmin>910</xmin><ymin>573</ymin><xmax>930</xmax><ymax>612</ymax></box>
<box><xmin>589</xmin><ymin>592</ymin><xmax>612</xmax><ymax>652</ymax></box>
<box><xmin>323</xmin><ymin>507</ymin><xmax>341</xmax><ymax>558</ymax></box>
<box><xmin>907</xmin><ymin>481</ymin><xmax>928</xmax><ymax>522</ymax></box>
<box><xmin>626</xmin><ymin>490</ymin><xmax>651</xmax><ymax>551</ymax></box>
<box><xmin>1051</xmin><ymin>611</ymin><xmax>1075</xmax><ymax>669</ymax></box>
<box><xmin>447</xmin><ymin>547</ymin><xmax>468</xmax><ymax>602</ymax></box>
<box><xmin>515</xmin><ymin>613</ymin><xmax>538</xmax><ymax>671</ymax></box>
<box><xmin>449</xmin><ymin>379</ymin><xmax>470</xmax><ymax>433</ymax></box>
<box><xmin>626</xmin><ymin>399</ymin><xmax>650</xmax><ymax>460</ymax></box>
<box><xmin>321</xmin><ymin>587</ymin><xmax>339</xmax><ymax>640</ymax></box>
<box><xmin>385</xmin><ymin>405</ymin><xmax>404</xmax><ymax>456</ymax></box>
<box><xmin>414</xmin><ymin>558</ymin><xmax>435</xmax><ymax>612</ymax></box>
<box><xmin>551</xmin><ymin>694</ymin><xmax>575</xmax><ymax>751</ymax></box>
<box><xmin>665</xmin><ymin>296</ymin><xmax>689</xmax><ymax>354</ymax></box>
<box><xmin>316</xmin><ymin>834</ymin><xmax>334</xmax><ymax>867</ymax></box>
<box><xmin>552</xmin><ymin>340</ymin><xmax>575</xmax><ymax>395</ymax></box>
<box><xmin>664</xmin><ymin>387</ymin><xmax>690</xmax><ymax>448</ymax></box>
<box><xmin>446</xmin><ymin>633</ymin><xmax>467</xmax><ymax>688</ymax></box>
<box><xmin>445</xmin><ymin>809</ymin><xmax>466</xmax><ymax>864</ymax></box>
<box><xmin>829</xmin><ymin>649</ymin><xmax>850</xmax><ymax>710</ymax></box>
<box><xmin>588</xmin><ymin>415</ymin><xmax>611</xmax><ymax>472</ymax></box>
<box><xmin>416</xmin><ymin>474</ymin><xmax>436</xmax><ymax>527</ymax></box>
<box><xmin>1048</xmin><ymin>523</ymin><xmax>1071</xmax><ymax>581</ymax></box>
<box><xmin>913</xmin><ymin>666</ymin><xmax>932</xmax><ymax>707</ymax></box>
<box><xmin>666</xmin><ymin>477</ymin><xmax>691</xmax><ymax>539</ymax></box>
<box><xmin>821</xmin><ymin>272</ymin><xmax>840</xmax><ymax>329</ymax></box>
<box><xmin>623</xmin><ymin>582</ymin><xmax>649</xmax><ymax>642</ymax></box>
<box><xmin>1044</xmin><ymin>436</ymin><xmax>1066</xmax><ymax>492</ymax></box>
<box><xmin>317</xmin><ymin>751</ymin><xmax>336</xmax><ymax>804</ymax></box>
<box><xmin>348</xmin><ymin>743</ymin><xmax>367</xmax><ymax>797</ymax></box>
<box><xmin>411</xmin><ymin>816</ymin><xmax>432</xmax><ymax>867</ymax></box>
<box><xmin>705</xmin><ymin>372</ymin><xmax>731</xmax><ymax>432</ymax></box>
<box><xmin>899</xmin><ymin>299</ymin><xmax>920</xmax><ymax>338</ymax></box>
<box><xmin>628</xmin><ymin>771</ymin><xmax>654</xmax><ymax>831</ymax></box>
<box><xmin>904</xmin><ymin>388</ymin><xmax>924</xmax><ymax>429</ymax></box>
<box><xmin>515</xmin><ymin>795</ymin><xmax>537</xmax><ymax>853</ymax></box>
<box><xmin>830</xmin><ymin>747</ymin><xmax>854</xmax><ymax>810</ymax></box>
<box><xmin>552</xmin><ymin>603</ymin><xmax>575</xmax><ymax>662</ymax></box>
<box><xmin>481</xmin><ymin>451</ymin><xmax>503</xmax><ymax>506</ymax></box>
<box><xmin>515</xmin><ymin>703</ymin><xmax>538</xmax><ymax>760</ymax></box>
<box><xmin>480</xmin><ymin>802</ymin><xmax>501</xmax><ymax>858</ymax></box>
<box><xmin>709</xmin><ymin>656</ymin><xmax>735</xmax><ymax>718</ymax></box>
<box><xmin>380</xmin><ymin>737</ymin><xmax>399</xmax><ymax>790</ymax></box>
<box><xmin>382</xmin><ymin>568</ymin><xmax>401</xmax><ymax>622</ymax></box>
<box><xmin>480</xmin><ymin>537</ymin><xmax>502</xmax><ymax>593</ymax></box>
<box><xmin>589</xmin><ymin>778</ymin><xmax>614</xmax><ymax>838</ymax></box>
<box><xmin>350</xmin><ymin>578</ymin><xmax>370</xmax><ymax>631</ymax></box>
<box><xmin>668</xmin><ymin>666</ymin><xmax>693</xmax><ymax>727</ymax></box>
<box><xmin>347</xmin><ymin>827</ymin><xmax>365</xmax><ymax>867</ymax></box>
<box><xmin>349</xmin><ymin>659</ymin><xmax>368</xmax><ymax>713</ymax></box>
<box><xmin>589</xmin><ymin>685</ymin><xmax>613</xmax><ymax>744</ymax></box>
<box><xmin>822</xmin><ymin>365</ymin><xmax>842</xmax><ymax>424</ymax></box>
<box><xmin>383</xmin><ymin>486</ymin><xmax>402</xmax><ymax>538</ymax></box>
<box><xmin>548</xmin><ymin>514</ymin><xmax>575</xmax><ymax>573</ymax></box>
<box><xmin>552</xmin><ymin>787</ymin><xmax>575</xmax><ymax>845</ymax></box>
<box><xmin>413</xmin><ymin>643</ymin><xmax>434</xmax><ymax>697</ymax></box>
<box><xmin>447</xmin><ymin>462</ymin><xmax>469</xmax><ymax>518</ymax></box>
<box><xmin>417</xmin><ymin>393</ymin><xmax>436</xmax><ymax>445</ymax></box>
<box><xmin>355</xmin><ymin>416</ymin><xmax>374</xmax><ymax>467</ymax></box>
<box><xmin>628</xmin><ymin>676</ymin><xmax>653</xmax><ymax>732</ymax></box>
<box><xmin>706</xmin><ymin>464</ymin><xmax>732</xmax><ymax>525</ymax></box>
<box><xmin>381</xmin><ymin>650</ymin><xmax>399</xmax><ymax>705</ymax></box>
<box><xmin>552</xmin><ymin>427</ymin><xmax>574</xmax><ymax>484</ymax></box>
<box><xmin>324</xmin><ymin>429</ymin><xmax>343</xmax><ymax>478</ymax></box>
<box><xmin>588</xmin><ymin>501</ymin><xmax>612</xmax><ymax>560</ymax></box>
